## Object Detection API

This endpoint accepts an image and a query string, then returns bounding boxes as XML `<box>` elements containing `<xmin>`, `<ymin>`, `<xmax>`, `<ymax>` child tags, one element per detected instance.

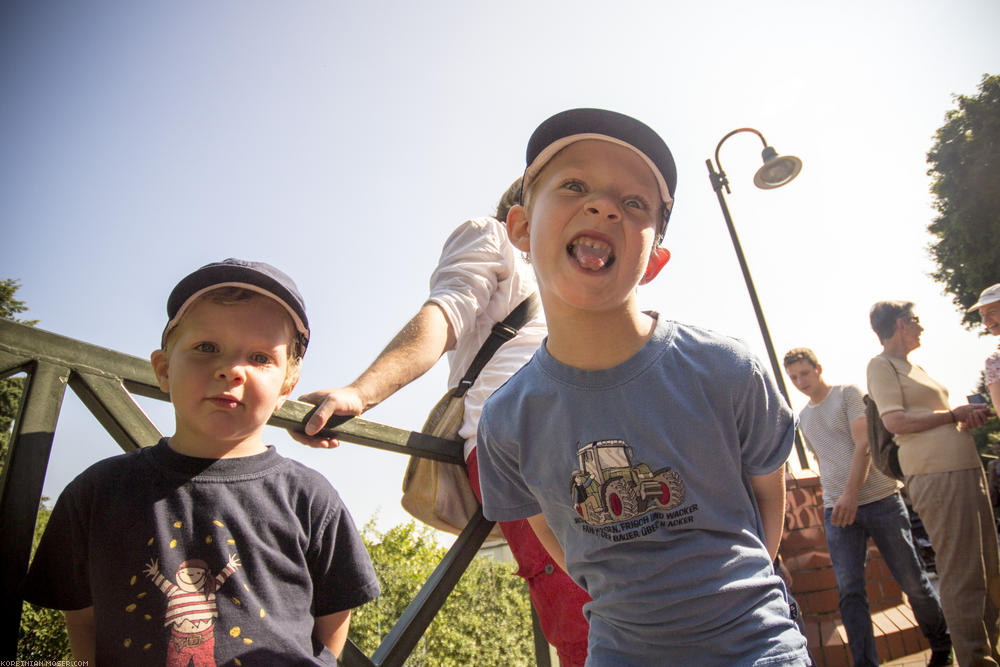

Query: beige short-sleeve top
<box><xmin>866</xmin><ymin>354</ymin><xmax>980</xmax><ymax>475</ymax></box>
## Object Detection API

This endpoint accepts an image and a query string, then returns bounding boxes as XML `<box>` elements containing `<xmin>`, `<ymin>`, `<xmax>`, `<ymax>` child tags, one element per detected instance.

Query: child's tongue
<box><xmin>571</xmin><ymin>239</ymin><xmax>612</xmax><ymax>271</ymax></box>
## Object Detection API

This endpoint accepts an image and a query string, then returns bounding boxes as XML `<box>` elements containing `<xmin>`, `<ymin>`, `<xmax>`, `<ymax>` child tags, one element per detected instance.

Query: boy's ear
<box><xmin>150</xmin><ymin>349</ymin><xmax>171</xmax><ymax>394</ymax></box>
<box><xmin>639</xmin><ymin>246</ymin><xmax>671</xmax><ymax>285</ymax></box>
<box><xmin>506</xmin><ymin>205</ymin><xmax>531</xmax><ymax>253</ymax></box>
<box><xmin>276</xmin><ymin>376</ymin><xmax>298</xmax><ymax>410</ymax></box>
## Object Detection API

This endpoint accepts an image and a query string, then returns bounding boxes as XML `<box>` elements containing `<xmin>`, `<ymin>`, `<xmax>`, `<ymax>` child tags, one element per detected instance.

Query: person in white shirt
<box><xmin>293</xmin><ymin>179</ymin><xmax>591</xmax><ymax>666</ymax></box>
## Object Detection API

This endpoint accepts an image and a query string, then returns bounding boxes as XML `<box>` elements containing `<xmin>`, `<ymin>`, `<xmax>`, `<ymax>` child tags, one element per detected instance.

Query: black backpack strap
<box><xmin>452</xmin><ymin>293</ymin><xmax>540</xmax><ymax>398</ymax></box>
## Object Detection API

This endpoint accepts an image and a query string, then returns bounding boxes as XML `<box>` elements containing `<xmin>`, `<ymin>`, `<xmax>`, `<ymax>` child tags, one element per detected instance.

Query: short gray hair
<box><xmin>869</xmin><ymin>300</ymin><xmax>914</xmax><ymax>343</ymax></box>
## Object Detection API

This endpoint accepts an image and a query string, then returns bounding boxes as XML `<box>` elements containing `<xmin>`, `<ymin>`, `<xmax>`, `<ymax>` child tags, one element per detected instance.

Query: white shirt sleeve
<box><xmin>427</xmin><ymin>217</ymin><xmax>510</xmax><ymax>347</ymax></box>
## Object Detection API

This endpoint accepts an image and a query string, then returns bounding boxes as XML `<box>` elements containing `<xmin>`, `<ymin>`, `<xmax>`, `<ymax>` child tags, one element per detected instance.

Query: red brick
<box><xmin>867</xmin><ymin>554</ymin><xmax>887</xmax><ymax>578</ymax></box>
<box><xmin>803</xmin><ymin>618</ymin><xmax>821</xmax><ymax>648</ymax></box>
<box><xmin>783</xmin><ymin>527</ymin><xmax>828</xmax><ymax>551</ymax></box>
<box><xmin>875</xmin><ymin>634</ymin><xmax>891</xmax><ymax>659</ymax></box>
<box><xmin>820</xmin><ymin>619</ymin><xmax>848</xmax><ymax>646</ymax></box>
<box><xmin>786</xmin><ymin>549</ymin><xmax>832</xmax><ymax>572</ymax></box>
<box><xmin>802</xmin><ymin>589</ymin><xmax>840</xmax><ymax>615</ymax></box>
<box><xmin>881</xmin><ymin>578</ymin><xmax>904</xmax><ymax>600</ymax></box>
<box><xmin>866</xmin><ymin>579</ymin><xmax>884</xmax><ymax>602</ymax></box>
<box><xmin>896</xmin><ymin>602</ymin><xmax>917</xmax><ymax>624</ymax></box>
<box><xmin>821</xmin><ymin>642</ymin><xmax>850</xmax><ymax>667</ymax></box>
<box><xmin>901</xmin><ymin>627</ymin><xmax>929</xmax><ymax>654</ymax></box>
<box><xmin>884</xmin><ymin>623</ymin><xmax>906</xmax><ymax>657</ymax></box>
<box><xmin>786</xmin><ymin>506</ymin><xmax>825</xmax><ymax>531</ymax></box>
<box><xmin>796</xmin><ymin>568</ymin><xmax>838</xmax><ymax>593</ymax></box>
<box><xmin>871</xmin><ymin>592</ymin><xmax>904</xmax><ymax>610</ymax></box>
<box><xmin>787</xmin><ymin>471</ymin><xmax>822</xmax><ymax>489</ymax></box>
<box><xmin>879</xmin><ymin>607</ymin><xmax>905</xmax><ymax>632</ymax></box>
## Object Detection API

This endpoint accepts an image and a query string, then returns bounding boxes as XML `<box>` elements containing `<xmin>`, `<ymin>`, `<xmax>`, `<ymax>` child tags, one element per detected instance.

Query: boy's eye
<box><xmin>250</xmin><ymin>353</ymin><xmax>274</xmax><ymax>365</ymax></box>
<box><xmin>194</xmin><ymin>342</ymin><xmax>218</xmax><ymax>353</ymax></box>
<box><xmin>563</xmin><ymin>180</ymin><xmax>585</xmax><ymax>193</ymax></box>
<box><xmin>624</xmin><ymin>197</ymin><xmax>648</xmax><ymax>210</ymax></box>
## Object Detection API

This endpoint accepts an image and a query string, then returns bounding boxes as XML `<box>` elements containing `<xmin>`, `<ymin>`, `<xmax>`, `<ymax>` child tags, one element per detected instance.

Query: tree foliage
<box><xmin>350</xmin><ymin>521</ymin><xmax>535</xmax><ymax>666</ymax></box>
<box><xmin>926</xmin><ymin>74</ymin><xmax>1000</xmax><ymax>327</ymax></box>
<box><xmin>0</xmin><ymin>278</ymin><xmax>37</xmax><ymax>323</ymax></box>
<box><xmin>1</xmin><ymin>278</ymin><xmax>36</xmax><ymax>464</ymax></box>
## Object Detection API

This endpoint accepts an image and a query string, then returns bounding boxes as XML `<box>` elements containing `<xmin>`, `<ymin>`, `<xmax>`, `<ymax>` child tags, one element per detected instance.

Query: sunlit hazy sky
<box><xmin>3</xmin><ymin>0</ymin><xmax>999</xmax><ymax>536</ymax></box>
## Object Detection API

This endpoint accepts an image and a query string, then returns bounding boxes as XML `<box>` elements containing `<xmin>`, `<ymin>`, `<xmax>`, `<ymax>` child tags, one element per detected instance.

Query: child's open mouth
<box><xmin>568</xmin><ymin>236</ymin><xmax>615</xmax><ymax>271</ymax></box>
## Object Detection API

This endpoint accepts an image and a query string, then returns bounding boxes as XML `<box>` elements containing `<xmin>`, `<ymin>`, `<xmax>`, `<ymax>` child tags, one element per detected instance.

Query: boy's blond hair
<box><xmin>495</xmin><ymin>177</ymin><xmax>523</xmax><ymax>223</ymax></box>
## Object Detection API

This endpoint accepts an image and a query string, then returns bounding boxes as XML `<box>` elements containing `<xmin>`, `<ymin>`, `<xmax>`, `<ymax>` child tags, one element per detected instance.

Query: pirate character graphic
<box><xmin>145</xmin><ymin>553</ymin><xmax>241</xmax><ymax>667</ymax></box>
<box><xmin>571</xmin><ymin>439</ymin><xmax>685</xmax><ymax>526</ymax></box>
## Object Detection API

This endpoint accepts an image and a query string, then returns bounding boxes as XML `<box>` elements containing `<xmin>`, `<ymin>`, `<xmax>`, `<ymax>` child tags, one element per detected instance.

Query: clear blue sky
<box><xmin>2</xmin><ymin>0</ymin><xmax>999</xmax><ymax>535</ymax></box>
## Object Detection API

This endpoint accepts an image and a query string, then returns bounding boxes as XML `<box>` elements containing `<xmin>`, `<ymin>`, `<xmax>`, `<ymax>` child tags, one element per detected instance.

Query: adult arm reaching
<box><xmin>291</xmin><ymin>302</ymin><xmax>456</xmax><ymax>448</ymax></box>
<box><xmin>881</xmin><ymin>403</ymin><xmax>992</xmax><ymax>435</ymax></box>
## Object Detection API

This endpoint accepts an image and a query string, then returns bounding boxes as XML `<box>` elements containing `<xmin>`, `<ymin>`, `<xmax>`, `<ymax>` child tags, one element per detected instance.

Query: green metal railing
<box><xmin>0</xmin><ymin>318</ymin><xmax>548</xmax><ymax>665</ymax></box>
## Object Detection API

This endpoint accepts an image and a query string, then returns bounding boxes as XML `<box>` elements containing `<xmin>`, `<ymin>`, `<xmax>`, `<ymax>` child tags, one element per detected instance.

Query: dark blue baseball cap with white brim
<box><xmin>162</xmin><ymin>258</ymin><xmax>309</xmax><ymax>353</ymax></box>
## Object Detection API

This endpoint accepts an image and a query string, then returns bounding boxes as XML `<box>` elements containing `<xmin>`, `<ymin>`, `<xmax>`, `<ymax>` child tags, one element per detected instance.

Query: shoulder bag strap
<box><xmin>451</xmin><ymin>293</ymin><xmax>540</xmax><ymax>399</ymax></box>
<box><xmin>886</xmin><ymin>356</ymin><xmax>903</xmax><ymax>407</ymax></box>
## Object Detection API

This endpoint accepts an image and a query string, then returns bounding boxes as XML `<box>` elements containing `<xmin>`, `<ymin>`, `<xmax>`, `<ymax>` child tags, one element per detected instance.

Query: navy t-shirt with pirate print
<box><xmin>24</xmin><ymin>439</ymin><xmax>380</xmax><ymax>666</ymax></box>
<box><xmin>477</xmin><ymin>314</ymin><xmax>809</xmax><ymax>666</ymax></box>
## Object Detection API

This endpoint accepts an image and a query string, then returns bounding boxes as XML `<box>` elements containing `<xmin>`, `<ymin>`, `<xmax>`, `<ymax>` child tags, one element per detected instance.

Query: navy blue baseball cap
<box><xmin>522</xmin><ymin>108</ymin><xmax>677</xmax><ymax>242</ymax></box>
<box><xmin>162</xmin><ymin>258</ymin><xmax>309</xmax><ymax>354</ymax></box>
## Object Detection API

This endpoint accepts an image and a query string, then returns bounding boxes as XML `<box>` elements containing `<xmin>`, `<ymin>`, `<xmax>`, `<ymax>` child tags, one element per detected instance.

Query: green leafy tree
<box><xmin>926</xmin><ymin>74</ymin><xmax>1000</xmax><ymax>327</ymax></box>
<box><xmin>350</xmin><ymin>521</ymin><xmax>535</xmax><ymax>666</ymax></box>
<box><xmin>1</xmin><ymin>278</ymin><xmax>37</xmax><ymax>464</ymax></box>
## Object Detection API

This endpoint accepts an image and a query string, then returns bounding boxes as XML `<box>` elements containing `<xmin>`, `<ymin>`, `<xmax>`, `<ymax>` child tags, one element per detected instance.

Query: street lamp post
<box><xmin>706</xmin><ymin>128</ymin><xmax>809</xmax><ymax>468</ymax></box>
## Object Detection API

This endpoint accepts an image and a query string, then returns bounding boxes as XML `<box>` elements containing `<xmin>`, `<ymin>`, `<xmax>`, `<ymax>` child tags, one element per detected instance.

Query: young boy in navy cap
<box><xmin>24</xmin><ymin>259</ymin><xmax>380</xmax><ymax>666</ymax></box>
<box><xmin>476</xmin><ymin>109</ymin><xmax>810</xmax><ymax>665</ymax></box>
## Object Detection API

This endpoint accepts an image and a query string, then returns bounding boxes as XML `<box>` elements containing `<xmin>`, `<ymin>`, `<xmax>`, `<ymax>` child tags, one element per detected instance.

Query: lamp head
<box><xmin>753</xmin><ymin>146</ymin><xmax>802</xmax><ymax>189</ymax></box>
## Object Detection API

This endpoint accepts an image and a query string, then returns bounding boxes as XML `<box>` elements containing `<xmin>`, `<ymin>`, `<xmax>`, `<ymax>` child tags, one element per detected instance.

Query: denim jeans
<box><xmin>825</xmin><ymin>492</ymin><xmax>950</xmax><ymax>667</ymax></box>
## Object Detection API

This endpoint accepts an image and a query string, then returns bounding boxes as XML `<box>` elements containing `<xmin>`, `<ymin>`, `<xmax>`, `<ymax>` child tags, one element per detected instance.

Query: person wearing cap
<box><xmin>475</xmin><ymin>109</ymin><xmax>809</xmax><ymax>665</ymax></box>
<box><xmin>866</xmin><ymin>300</ymin><xmax>998</xmax><ymax>667</ymax></box>
<box><xmin>970</xmin><ymin>283</ymin><xmax>1000</xmax><ymax>409</ymax></box>
<box><xmin>23</xmin><ymin>259</ymin><xmax>380</xmax><ymax>666</ymax></box>
<box><xmin>293</xmin><ymin>180</ymin><xmax>593</xmax><ymax>666</ymax></box>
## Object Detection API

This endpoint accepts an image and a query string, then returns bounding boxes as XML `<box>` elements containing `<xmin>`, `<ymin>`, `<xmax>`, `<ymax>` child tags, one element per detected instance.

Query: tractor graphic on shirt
<box><xmin>571</xmin><ymin>439</ymin><xmax>684</xmax><ymax>526</ymax></box>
